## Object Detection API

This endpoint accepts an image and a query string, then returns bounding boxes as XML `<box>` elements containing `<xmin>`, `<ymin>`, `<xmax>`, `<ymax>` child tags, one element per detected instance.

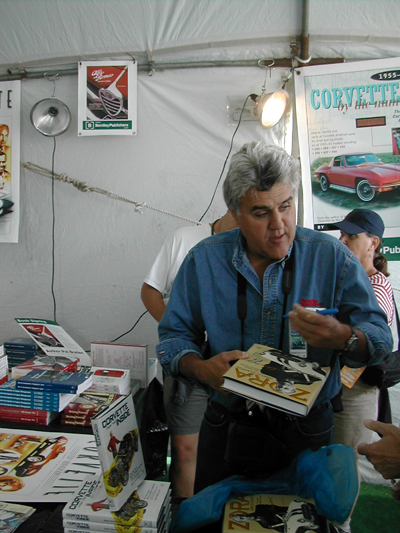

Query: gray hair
<box><xmin>223</xmin><ymin>142</ymin><xmax>301</xmax><ymax>213</ymax></box>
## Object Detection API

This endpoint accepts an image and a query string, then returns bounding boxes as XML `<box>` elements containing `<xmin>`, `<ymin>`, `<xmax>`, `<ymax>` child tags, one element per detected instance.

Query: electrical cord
<box><xmin>51</xmin><ymin>137</ymin><xmax>57</xmax><ymax>322</ymax></box>
<box><xmin>109</xmin><ymin>310</ymin><xmax>149</xmax><ymax>343</ymax></box>
<box><xmin>198</xmin><ymin>94</ymin><xmax>251</xmax><ymax>222</ymax></box>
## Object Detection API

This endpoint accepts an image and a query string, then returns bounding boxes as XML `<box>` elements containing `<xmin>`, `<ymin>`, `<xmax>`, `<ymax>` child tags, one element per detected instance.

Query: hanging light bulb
<box><xmin>30</xmin><ymin>98</ymin><xmax>71</xmax><ymax>137</ymax></box>
<box><xmin>257</xmin><ymin>89</ymin><xmax>289</xmax><ymax>128</ymax></box>
<box><xmin>30</xmin><ymin>73</ymin><xmax>72</xmax><ymax>137</ymax></box>
<box><xmin>250</xmin><ymin>59</ymin><xmax>290</xmax><ymax>128</ymax></box>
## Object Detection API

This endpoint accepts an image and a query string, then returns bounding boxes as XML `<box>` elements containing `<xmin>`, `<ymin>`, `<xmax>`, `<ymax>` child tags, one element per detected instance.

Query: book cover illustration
<box><xmin>11</xmin><ymin>354</ymin><xmax>79</xmax><ymax>378</ymax></box>
<box><xmin>62</xmin><ymin>392</ymin><xmax>122</xmax><ymax>428</ymax></box>
<box><xmin>222</xmin><ymin>343</ymin><xmax>330</xmax><ymax>417</ymax></box>
<box><xmin>0</xmin><ymin>501</ymin><xmax>35</xmax><ymax>532</ymax></box>
<box><xmin>15</xmin><ymin>370</ymin><xmax>93</xmax><ymax>394</ymax></box>
<box><xmin>64</xmin><ymin>392</ymin><xmax>122</xmax><ymax>415</ymax></box>
<box><xmin>91</xmin><ymin>394</ymin><xmax>146</xmax><ymax>511</ymax></box>
<box><xmin>0</xmin><ymin>428</ymin><xmax>101</xmax><ymax>502</ymax></box>
<box><xmin>14</xmin><ymin>319</ymin><xmax>91</xmax><ymax>365</ymax></box>
<box><xmin>222</xmin><ymin>493</ymin><xmax>323</xmax><ymax>532</ymax></box>
<box><xmin>63</xmin><ymin>474</ymin><xmax>170</xmax><ymax>528</ymax></box>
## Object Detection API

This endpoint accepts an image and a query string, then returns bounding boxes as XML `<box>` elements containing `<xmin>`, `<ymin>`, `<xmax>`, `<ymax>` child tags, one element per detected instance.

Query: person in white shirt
<box><xmin>141</xmin><ymin>212</ymin><xmax>237</xmax><ymax>497</ymax></box>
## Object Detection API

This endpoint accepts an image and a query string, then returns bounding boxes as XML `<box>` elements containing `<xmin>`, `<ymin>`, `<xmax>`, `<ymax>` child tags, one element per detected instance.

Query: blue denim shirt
<box><xmin>156</xmin><ymin>227</ymin><xmax>392</xmax><ymax>412</ymax></box>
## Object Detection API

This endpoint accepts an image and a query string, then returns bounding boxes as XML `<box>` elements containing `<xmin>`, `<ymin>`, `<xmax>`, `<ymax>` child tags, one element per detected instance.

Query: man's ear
<box><xmin>229</xmin><ymin>208</ymin><xmax>239</xmax><ymax>225</ymax></box>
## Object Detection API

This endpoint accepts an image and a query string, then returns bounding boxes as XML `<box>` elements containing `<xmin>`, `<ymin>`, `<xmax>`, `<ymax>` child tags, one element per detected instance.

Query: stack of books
<box><xmin>63</xmin><ymin>391</ymin><xmax>171</xmax><ymax>533</ymax></box>
<box><xmin>86</xmin><ymin>367</ymin><xmax>131</xmax><ymax>395</ymax></box>
<box><xmin>11</xmin><ymin>353</ymin><xmax>79</xmax><ymax>379</ymax></box>
<box><xmin>0</xmin><ymin>379</ymin><xmax>75</xmax><ymax>423</ymax></box>
<box><xmin>61</xmin><ymin>391</ymin><xmax>123</xmax><ymax>428</ymax></box>
<box><xmin>4</xmin><ymin>336</ymin><xmax>38</xmax><ymax>371</ymax></box>
<box><xmin>62</xmin><ymin>474</ymin><xmax>171</xmax><ymax>533</ymax></box>
<box><xmin>0</xmin><ymin>370</ymin><xmax>94</xmax><ymax>425</ymax></box>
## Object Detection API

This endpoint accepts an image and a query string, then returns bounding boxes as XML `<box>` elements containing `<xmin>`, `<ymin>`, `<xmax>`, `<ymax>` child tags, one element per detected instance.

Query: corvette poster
<box><xmin>295</xmin><ymin>56</ymin><xmax>400</xmax><ymax>251</ymax></box>
<box><xmin>0</xmin><ymin>428</ymin><xmax>101</xmax><ymax>502</ymax></box>
<box><xmin>78</xmin><ymin>60</ymin><xmax>137</xmax><ymax>136</ymax></box>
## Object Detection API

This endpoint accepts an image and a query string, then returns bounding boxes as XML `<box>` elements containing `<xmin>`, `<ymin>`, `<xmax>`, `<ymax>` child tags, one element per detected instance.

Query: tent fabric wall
<box><xmin>3</xmin><ymin>66</ymin><xmax>288</xmax><ymax>356</ymax></box>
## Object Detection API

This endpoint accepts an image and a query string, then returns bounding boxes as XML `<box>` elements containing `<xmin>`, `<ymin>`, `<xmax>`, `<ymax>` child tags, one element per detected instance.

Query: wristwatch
<box><xmin>342</xmin><ymin>328</ymin><xmax>358</xmax><ymax>353</ymax></box>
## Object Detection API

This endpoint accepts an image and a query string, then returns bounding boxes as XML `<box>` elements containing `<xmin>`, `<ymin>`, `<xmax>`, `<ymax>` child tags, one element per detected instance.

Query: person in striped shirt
<box><xmin>332</xmin><ymin>209</ymin><xmax>394</xmax><ymax>454</ymax></box>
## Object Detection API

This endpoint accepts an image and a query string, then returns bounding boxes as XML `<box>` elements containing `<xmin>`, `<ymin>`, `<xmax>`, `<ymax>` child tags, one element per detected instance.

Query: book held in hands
<box><xmin>91</xmin><ymin>394</ymin><xmax>146</xmax><ymax>511</ymax></box>
<box><xmin>222</xmin><ymin>343</ymin><xmax>330</xmax><ymax>417</ymax></box>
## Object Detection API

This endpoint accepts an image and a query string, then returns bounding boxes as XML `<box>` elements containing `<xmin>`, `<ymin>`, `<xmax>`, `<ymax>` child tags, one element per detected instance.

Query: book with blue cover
<box><xmin>0</xmin><ymin>379</ymin><xmax>77</xmax><ymax>411</ymax></box>
<box><xmin>15</xmin><ymin>369</ymin><xmax>93</xmax><ymax>394</ymax></box>
<box><xmin>4</xmin><ymin>336</ymin><xmax>38</xmax><ymax>351</ymax></box>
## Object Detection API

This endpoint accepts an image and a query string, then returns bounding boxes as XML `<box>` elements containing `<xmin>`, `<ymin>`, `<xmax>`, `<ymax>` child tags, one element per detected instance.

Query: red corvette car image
<box><xmin>314</xmin><ymin>153</ymin><xmax>400</xmax><ymax>202</ymax></box>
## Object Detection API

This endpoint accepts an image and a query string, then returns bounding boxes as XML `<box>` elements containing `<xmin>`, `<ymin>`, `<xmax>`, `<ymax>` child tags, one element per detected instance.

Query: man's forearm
<box><xmin>178</xmin><ymin>352</ymin><xmax>206</xmax><ymax>382</ymax></box>
<box><xmin>140</xmin><ymin>283</ymin><xmax>166</xmax><ymax>323</ymax></box>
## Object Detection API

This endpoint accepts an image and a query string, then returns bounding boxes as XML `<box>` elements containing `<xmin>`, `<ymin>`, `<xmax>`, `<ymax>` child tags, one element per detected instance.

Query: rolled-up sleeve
<box><xmin>336</xmin><ymin>255</ymin><xmax>393</xmax><ymax>368</ymax></box>
<box><xmin>156</xmin><ymin>251</ymin><xmax>205</xmax><ymax>382</ymax></box>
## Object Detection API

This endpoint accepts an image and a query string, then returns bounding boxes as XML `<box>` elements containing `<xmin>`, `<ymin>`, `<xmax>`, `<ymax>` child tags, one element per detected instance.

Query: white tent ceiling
<box><xmin>2</xmin><ymin>0</ymin><xmax>400</xmax><ymax>80</ymax></box>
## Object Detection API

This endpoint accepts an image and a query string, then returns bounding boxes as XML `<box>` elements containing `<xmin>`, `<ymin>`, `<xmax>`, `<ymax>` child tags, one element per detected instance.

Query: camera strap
<box><xmin>237</xmin><ymin>247</ymin><xmax>294</xmax><ymax>351</ymax></box>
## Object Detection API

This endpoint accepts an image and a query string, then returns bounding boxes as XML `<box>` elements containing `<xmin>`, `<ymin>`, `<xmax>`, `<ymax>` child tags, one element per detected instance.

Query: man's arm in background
<box><xmin>141</xmin><ymin>282</ymin><xmax>166</xmax><ymax>323</ymax></box>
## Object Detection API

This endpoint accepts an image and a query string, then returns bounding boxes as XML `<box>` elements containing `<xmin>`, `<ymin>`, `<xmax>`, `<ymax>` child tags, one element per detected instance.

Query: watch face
<box><xmin>346</xmin><ymin>333</ymin><xmax>358</xmax><ymax>352</ymax></box>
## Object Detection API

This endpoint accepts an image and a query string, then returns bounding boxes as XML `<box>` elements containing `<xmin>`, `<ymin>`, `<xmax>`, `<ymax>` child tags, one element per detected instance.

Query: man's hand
<box><xmin>178</xmin><ymin>350</ymin><xmax>248</xmax><ymax>392</ymax></box>
<box><xmin>357</xmin><ymin>419</ymin><xmax>400</xmax><ymax>487</ymax></box>
<box><xmin>287</xmin><ymin>304</ymin><xmax>351</xmax><ymax>349</ymax></box>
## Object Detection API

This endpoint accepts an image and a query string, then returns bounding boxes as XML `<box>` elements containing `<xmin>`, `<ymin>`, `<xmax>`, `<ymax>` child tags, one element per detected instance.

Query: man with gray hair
<box><xmin>156</xmin><ymin>141</ymin><xmax>392</xmax><ymax>493</ymax></box>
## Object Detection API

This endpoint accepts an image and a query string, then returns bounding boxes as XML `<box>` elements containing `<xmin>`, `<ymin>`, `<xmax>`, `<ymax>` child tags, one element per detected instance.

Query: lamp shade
<box><xmin>257</xmin><ymin>90</ymin><xmax>289</xmax><ymax>128</ymax></box>
<box><xmin>30</xmin><ymin>98</ymin><xmax>71</xmax><ymax>137</ymax></box>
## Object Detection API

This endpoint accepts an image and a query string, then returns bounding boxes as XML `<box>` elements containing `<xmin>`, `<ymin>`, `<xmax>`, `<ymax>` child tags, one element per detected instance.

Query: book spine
<box><xmin>0</xmin><ymin>406</ymin><xmax>50</xmax><ymax>416</ymax></box>
<box><xmin>62</xmin><ymin>520</ymin><xmax>157</xmax><ymax>532</ymax></box>
<box><xmin>15</xmin><ymin>382</ymin><xmax>78</xmax><ymax>394</ymax></box>
<box><xmin>0</xmin><ymin>397</ymin><xmax>61</xmax><ymax>410</ymax></box>
<box><xmin>4</xmin><ymin>345</ymin><xmax>37</xmax><ymax>351</ymax></box>
<box><xmin>0</xmin><ymin>414</ymin><xmax>52</xmax><ymax>425</ymax></box>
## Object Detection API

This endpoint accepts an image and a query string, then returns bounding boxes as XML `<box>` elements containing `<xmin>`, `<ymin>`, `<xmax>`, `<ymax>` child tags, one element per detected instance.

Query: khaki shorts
<box><xmin>163</xmin><ymin>374</ymin><xmax>209</xmax><ymax>436</ymax></box>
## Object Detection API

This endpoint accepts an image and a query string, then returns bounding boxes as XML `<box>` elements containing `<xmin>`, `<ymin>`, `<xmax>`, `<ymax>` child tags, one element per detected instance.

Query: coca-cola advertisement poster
<box><xmin>78</xmin><ymin>61</ymin><xmax>137</xmax><ymax>136</ymax></box>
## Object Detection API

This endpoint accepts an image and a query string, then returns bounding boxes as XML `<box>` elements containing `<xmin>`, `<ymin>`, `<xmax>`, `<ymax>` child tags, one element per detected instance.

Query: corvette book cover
<box><xmin>91</xmin><ymin>394</ymin><xmax>146</xmax><ymax>511</ymax></box>
<box><xmin>222</xmin><ymin>343</ymin><xmax>330</xmax><ymax>417</ymax></box>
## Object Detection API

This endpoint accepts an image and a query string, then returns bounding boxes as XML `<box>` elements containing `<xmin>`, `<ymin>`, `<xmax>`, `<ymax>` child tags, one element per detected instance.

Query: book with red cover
<box><xmin>11</xmin><ymin>354</ymin><xmax>79</xmax><ymax>379</ymax></box>
<box><xmin>0</xmin><ymin>405</ymin><xmax>59</xmax><ymax>425</ymax></box>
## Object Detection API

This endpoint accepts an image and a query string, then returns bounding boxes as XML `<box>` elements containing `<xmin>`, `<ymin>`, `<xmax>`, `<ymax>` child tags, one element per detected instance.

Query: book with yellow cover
<box><xmin>222</xmin><ymin>493</ymin><xmax>325</xmax><ymax>532</ymax></box>
<box><xmin>222</xmin><ymin>343</ymin><xmax>330</xmax><ymax>417</ymax></box>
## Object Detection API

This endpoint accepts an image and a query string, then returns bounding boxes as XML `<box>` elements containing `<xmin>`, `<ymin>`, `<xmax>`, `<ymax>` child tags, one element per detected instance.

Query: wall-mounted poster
<box><xmin>0</xmin><ymin>80</ymin><xmax>20</xmax><ymax>243</ymax></box>
<box><xmin>295</xmin><ymin>57</ymin><xmax>400</xmax><ymax>247</ymax></box>
<box><xmin>78</xmin><ymin>61</ymin><xmax>137</xmax><ymax>136</ymax></box>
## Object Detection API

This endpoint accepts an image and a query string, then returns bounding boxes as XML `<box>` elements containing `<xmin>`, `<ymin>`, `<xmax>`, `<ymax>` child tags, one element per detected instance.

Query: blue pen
<box><xmin>283</xmin><ymin>307</ymin><xmax>339</xmax><ymax>319</ymax></box>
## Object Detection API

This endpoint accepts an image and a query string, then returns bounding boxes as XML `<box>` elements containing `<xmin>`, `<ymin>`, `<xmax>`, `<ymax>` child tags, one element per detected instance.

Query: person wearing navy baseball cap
<box><xmin>333</xmin><ymin>207</ymin><xmax>394</xmax><ymax>529</ymax></box>
<box><xmin>334</xmin><ymin>208</ymin><xmax>385</xmax><ymax>242</ymax></box>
